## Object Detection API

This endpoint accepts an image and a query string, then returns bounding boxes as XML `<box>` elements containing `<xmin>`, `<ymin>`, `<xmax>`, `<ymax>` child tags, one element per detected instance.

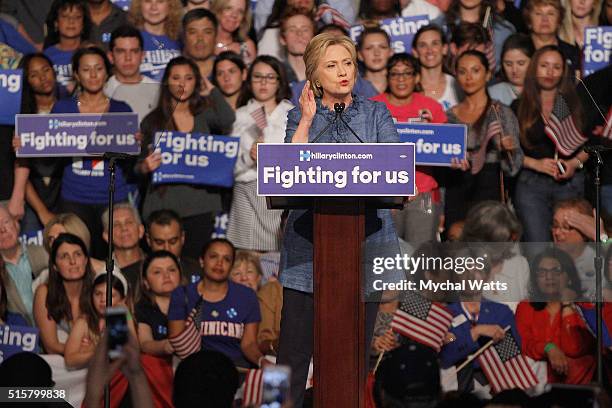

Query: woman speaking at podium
<box><xmin>276</xmin><ymin>33</ymin><xmax>404</xmax><ymax>407</ymax></box>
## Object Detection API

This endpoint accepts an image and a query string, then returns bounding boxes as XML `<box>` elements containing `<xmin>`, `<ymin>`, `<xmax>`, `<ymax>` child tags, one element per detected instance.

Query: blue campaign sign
<box><xmin>395</xmin><ymin>122</ymin><xmax>467</xmax><ymax>166</ymax></box>
<box><xmin>349</xmin><ymin>15</ymin><xmax>430</xmax><ymax>54</ymax></box>
<box><xmin>110</xmin><ymin>0</ymin><xmax>131</xmax><ymax>10</ymax></box>
<box><xmin>0</xmin><ymin>325</ymin><xmax>39</xmax><ymax>363</ymax></box>
<box><xmin>583</xmin><ymin>26</ymin><xmax>612</xmax><ymax>76</ymax></box>
<box><xmin>257</xmin><ymin>143</ymin><xmax>415</xmax><ymax>196</ymax></box>
<box><xmin>0</xmin><ymin>69</ymin><xmax>23</xmax><ymax>125</ymax></box>
<box><xmin>15</xmin><ymin>113</ymin><xmax>139</xmax><ymax>157</ymax></box>
<box><xmin>152</xmin><ymin>131</ymin><xmax>239</xmax><ymax>188</ymax></box>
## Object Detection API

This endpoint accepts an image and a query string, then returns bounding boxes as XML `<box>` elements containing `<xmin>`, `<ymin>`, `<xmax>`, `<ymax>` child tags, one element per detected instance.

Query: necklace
<box><xmin>77</xmin><ymin>94</ymin><xmax>110</xmax><ymax>110</ymax></box>
<box><xmin>216</xmin><ymin>41</ymin><xmax>234</xmax><ymax>50</ymax></box>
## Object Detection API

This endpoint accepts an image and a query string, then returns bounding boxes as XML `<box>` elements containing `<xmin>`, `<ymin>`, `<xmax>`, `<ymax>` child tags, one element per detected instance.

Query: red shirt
<box><xmin>371</xmin><ymin>92</ymin><xmax>447</xmax><ymax>195</ymax></box>
<box><xmin>515</xmin><ymin>301</ymin><xmax>595</xmax><ymax>384</ymax></box>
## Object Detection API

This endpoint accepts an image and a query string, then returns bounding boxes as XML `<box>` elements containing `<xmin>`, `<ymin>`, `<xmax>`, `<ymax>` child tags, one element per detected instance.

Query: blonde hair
<box><xmin>210</xmin><ymin>0</ymin><xmax>252</xmax><ymax>42</ymax></box>
<box><xmin>558</xmin><ymin>0</ymin><xmax>601</xmax><ymax>45</ymax></box>
<box><xmin>232</xmin><ymin>250</ymin><xmax>263</xmax><ymax>277</ymax></box>
<box><xmin>128</xmin><ymin>0</ymin><xmax>183</xmax><ymax>40</ymax></box>
<box><xmin>43</xmin><ymin>213</ymin><xmax>92</xmax><ymax>253</ymax></box>
<box><xmin>304</xmin><ymin>33</ymin><xmax>358</xmax><ymax>98</ymax></box>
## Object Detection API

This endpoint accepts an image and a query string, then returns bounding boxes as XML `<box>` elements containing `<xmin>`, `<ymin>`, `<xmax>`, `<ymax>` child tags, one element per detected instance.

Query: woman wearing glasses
<box><xmin>515</xmin><ymin>247</ymin><xmax>595</xmax><ymax>384</ymax></box>
<box><xmin>226</xmin><ymin>56</ymin><xmax>293</xmax><ymax>251</ymax></box>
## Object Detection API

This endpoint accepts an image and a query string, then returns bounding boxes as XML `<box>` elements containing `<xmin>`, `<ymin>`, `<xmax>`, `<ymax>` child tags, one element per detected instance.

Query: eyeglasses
<box><xmin>252</xmin><ymin>73</ymin><xmax>279</xmax><ymax>83</ymax></box>
<box><xmin>389</xmin><ymin>71</ymin><xmax>416</xmax><ymax>80</ymax></box>
<box><xmin>536</xmin><ymin>266</ymin><xmax>564</xmax><ymax>276</ymax></box>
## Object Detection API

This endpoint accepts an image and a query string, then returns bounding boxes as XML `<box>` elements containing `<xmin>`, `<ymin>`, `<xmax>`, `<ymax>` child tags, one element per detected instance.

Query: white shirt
<box><xmin>401</xmin><ymin>0</ymin><xmax>441</xmax><ymax>20</ymax></box>
<box><xmin>232</xmin><ymin>99</ymin><xmax>294</xmax><ymax>183</ymax></box>
<box><xmin>484</xmin><ymin>254</ymin><xmax>530</xmax><ymax>312</ymax></box>
<box><xmin>104</xmin><ymin>75</ymin><xmax>160</xmax><ymax>125</ymax></box>
<box><xmin>439</xmin><ymin>73</ymin><xmax>460</xmax><ymax>111</ymax></box>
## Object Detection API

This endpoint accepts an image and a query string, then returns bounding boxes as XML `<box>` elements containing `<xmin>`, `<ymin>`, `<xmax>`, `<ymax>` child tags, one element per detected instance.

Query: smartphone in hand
<box><xmin>106</xmin><ymin>307</ymin><xmax>129</xmax><ymax>359</ymax></box>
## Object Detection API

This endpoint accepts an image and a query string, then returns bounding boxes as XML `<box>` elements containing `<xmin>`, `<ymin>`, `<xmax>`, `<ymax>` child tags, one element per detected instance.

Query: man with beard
<box><xmin>181</xmin><ymin>8</ymin><xmax>217</xmax><ymax>84</ymax></box>
<box><xmin>86</xmin><ymin>0</ymin><xmax>127</xmax><ymax>47</ymax></box>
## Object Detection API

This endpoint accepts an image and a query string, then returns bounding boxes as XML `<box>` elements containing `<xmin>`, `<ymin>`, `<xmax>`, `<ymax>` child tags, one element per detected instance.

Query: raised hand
<box><xmin>299</xmin><ymin>81</ymin><xmax>317</xmax><ymax>124</ymax></box>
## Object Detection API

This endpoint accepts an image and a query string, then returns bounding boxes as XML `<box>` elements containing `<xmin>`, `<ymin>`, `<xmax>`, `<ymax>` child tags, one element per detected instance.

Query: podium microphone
<box><xmin>311</xmin><ymin>103</ymin><xmax>343</xmax><ymax>143</ymax></box>
<box><xmin>336</xmin><ymin>102</ymin><xmax>364</xmax><ymax>143</ymax></box>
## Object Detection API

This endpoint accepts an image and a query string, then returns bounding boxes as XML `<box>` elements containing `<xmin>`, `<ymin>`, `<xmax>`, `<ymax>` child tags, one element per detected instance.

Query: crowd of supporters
<box><xmin>0</xmin><ymin>0</ymin><xmax>611</xmax><ymax>406</ymax></box>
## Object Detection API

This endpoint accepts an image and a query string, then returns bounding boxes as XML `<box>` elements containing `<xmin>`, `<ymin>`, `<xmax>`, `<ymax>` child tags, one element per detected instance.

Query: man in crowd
<box><xmin>102</xmin><ymin>203</ymin><xmax>145</xmax><ymax>290</ymax></box>
<box><xmin>146</xmin><ymin>209</ymin><xmax>201</xmax><ymax>283</ymax></box>
<box><xmin>279</xmin><ymin>7</ymin><xmax>315</xmax><ymax>84</ymax></box>
<box><xmin>105</xmin><ymin>25</ymin><xmax>160</xmax><ymax>123</ymax></box>
<box><xmin>0</xmin><ymin>205</ymin><xmax>47</xmax><ymax>324</ymax></box>
<box><xmin>87</xmin><ymin>0</ymin><xmax>128</xmax><ymax>47</ymax></box>
<box><xmin>181</xmin><ymin>8</ymin><xmax>217</xmax><ymax>83</ymax></box>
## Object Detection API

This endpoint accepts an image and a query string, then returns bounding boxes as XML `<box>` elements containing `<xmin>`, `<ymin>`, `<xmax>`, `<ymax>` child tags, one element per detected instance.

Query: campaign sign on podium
<box><xmin>15</xmin><ymin>113</ymin><xmax>139</xmax><ymax>157</ymax></box>
<box><xmin>257</xmin><ymin>143</ymin><xmax>415</xmax><ymax>196</ymax></box>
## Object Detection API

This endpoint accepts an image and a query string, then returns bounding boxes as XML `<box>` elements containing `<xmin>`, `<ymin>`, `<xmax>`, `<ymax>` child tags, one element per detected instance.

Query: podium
<box><xmin>259</xmin><ymin>143</ymin><xmax>415</xmax><ymax>406</ymax></box>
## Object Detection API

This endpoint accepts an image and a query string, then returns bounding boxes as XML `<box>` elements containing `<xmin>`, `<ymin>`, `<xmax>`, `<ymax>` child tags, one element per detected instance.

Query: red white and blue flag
<box><xmin>544</xmin><ymin>93</ymin><xmax>588</xmax><ymax>156</ymax></box>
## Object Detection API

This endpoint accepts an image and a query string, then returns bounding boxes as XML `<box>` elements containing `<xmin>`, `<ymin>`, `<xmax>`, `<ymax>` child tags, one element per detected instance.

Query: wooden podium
<box><xmin>268</xmin><ymin>197</ymin><xmax>402</xmax><ymax>407</ymax></box>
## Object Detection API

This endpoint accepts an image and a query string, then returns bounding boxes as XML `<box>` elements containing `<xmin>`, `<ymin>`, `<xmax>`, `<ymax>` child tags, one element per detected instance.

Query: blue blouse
<box><xmin>279</xmin><ymin>95</ymin><xmax>405</xmax><ymax>294</ymax></box>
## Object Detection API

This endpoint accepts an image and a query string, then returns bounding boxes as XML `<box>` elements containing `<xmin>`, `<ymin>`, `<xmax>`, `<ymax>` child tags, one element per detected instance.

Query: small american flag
<box><xmin>483</xmin><ymin>6</ymin><xmax>496</xmax><ymax>72</ymax></box>
<box><xmin>477</xmin><ymin>330</ymin><xmax>538</xmax><ymax>393</ymax></box>
<box><xmin>391</xmin><ymin>291</ymin><xmax>453</xmax><ymax>352</ymax></box>
<box><xmin>168</xmin><ymin>306</ymin><xmax>202</xmax><ymax>359</ymax></box>
<box><xmin>471</xmin><ymin>118</ymin><xmax>503</xmax><ymax>175</ymax></box>
<box><xmin>250</xmin><ymin>106</ymin><xmax>267</xmax><ymax>134</ymax></box>
<box><xmin>242</xmin><ymin>369</ymin><xmax>263</xmax><ymax>407</ymax></box>
<box><xmin>544</xmin><ymin>93</ymin><xmax>588</xmax><ymax>156</ymax></box>
<box><xmin>315</xmin><ymin>3</ymin><xmax>351</xmax><ymax>30</ymax></box>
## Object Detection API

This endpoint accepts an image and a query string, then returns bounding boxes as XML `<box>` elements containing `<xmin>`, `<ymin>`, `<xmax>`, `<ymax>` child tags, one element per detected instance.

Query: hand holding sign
<box><xmin>141</xmin><ymin>145</ymin><xmax>162</xmax><ymax>173</ymax></box>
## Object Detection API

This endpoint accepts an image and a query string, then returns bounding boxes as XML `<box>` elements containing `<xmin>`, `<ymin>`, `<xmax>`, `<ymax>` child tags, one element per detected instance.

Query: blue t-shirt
<box><xmin>51</xmin><ymin>97</ymin><xmax>137</xmax><ymax>204</ymax></box>
<box><xmin>140</xmin><ymin>31</ymin><xmax>181</xmax><ymax>82</ymax></box>
<box><xmin>168</xmin><ymin>281</ymin><xmax>261</xmax><ymax>366</ymax></box>
<box><xmin>0</xmin><ymin>20</ymin><xmax>36</xmax><ymax>55</ymax></box>
<box><xmin>44</xmin><ymin>46</ymin><xmax>75</xmax><ymax>98</ymax></box>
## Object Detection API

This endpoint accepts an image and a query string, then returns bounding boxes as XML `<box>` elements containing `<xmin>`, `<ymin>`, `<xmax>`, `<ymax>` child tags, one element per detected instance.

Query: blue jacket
<box><xmin>279</xmin><ymin>95</ymin><xmax>404</xmax><ymax>294</ymax></box>
<box><xmin>440</xmin><ymin>300</ymin><xmax>520</xmax><ymax>369</ymax></box>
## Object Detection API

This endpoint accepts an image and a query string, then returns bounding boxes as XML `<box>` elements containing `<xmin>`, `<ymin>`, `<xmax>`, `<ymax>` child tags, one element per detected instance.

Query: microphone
<box><xmin>311</xmin><ymin>103</ymin><xmax>342</xmax><ymax>143</ymax></box>
<box><xmin>337</xmin><ymin>103</ymin><xmax>364</xmax><ymax>143</ymax></box>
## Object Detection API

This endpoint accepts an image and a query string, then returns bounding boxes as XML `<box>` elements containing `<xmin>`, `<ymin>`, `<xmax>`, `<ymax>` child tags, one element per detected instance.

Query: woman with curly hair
<box><xmin>128</xmin><ymin>0</ymin><xmax>183</xmax><ymax>81</ymax></box>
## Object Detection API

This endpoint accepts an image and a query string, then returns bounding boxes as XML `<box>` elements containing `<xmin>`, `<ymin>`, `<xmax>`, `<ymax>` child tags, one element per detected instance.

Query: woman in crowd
<box><xmin>211</xmin><ymin>0</ymin><xmax>256</xmax><ymax>65</ymax></box>
<box><xmin>128</xmin><ymin>0</ymin><xmax>183</xmax><ymax>81</ymax></box>
<box><xmin>371</xmin><ymin>52</ymin><xmax>446</xmax><ymax>245</ymax></box>
<box><xmin>12</xmin><ymin>53</ymin><xmax>61</xmax><ymax>230</ymax></box>
<box><xmin>412</xmin><ymin>24</ymin><xmax>460</xmax><ymax>111</ymax></box>
<box><xmin>512</xmin><ymin>45</ymin><xmax>588</xmax><ymax>242</ymax></box>
<box><xmin>135</xmin><ymin>251</ymin><xmax>182</xmax><ymax>408</ymax></box>
<box><xmin>32</xmin><ymin>213</ymin><xmax>109</xmax><ymax>294</ymax></box>
<box><xmin>516</xmin><ymin>248</ymin><xmax>595</xmax><ymax>384</ymax></box>
<box><xmin>33</xmin><ymin>233</ymin><xmax>94</xmax><ymax>354</ymax></box>
<box><xmin>226</xmin><ymin>55</ymin><xmax>293</xmax><ymax>252</ymax></box>
<box><xmin>559</xmin><ymin>0</ymin><xmax>601</xmax><ymax>49</ymax></box>
<box><xmin>212</xmin><ymin>51</ymin><xmax>247</xmax><ymax>111</ymax></box>
<box><xmin>64</xmin><ymin>272</ymin><xmax>130</xmax><ymax>369</ymax></box>
<box><xmin>523</xmin><ymin>0</ymin><xmax>581</xmax><ymax>77</ymax></box>
<box><xmin>488</xmin><ymin>34</ymin><xmax>535</xmax><ymax>106</ymax></box>
<box><xmin>443</xmin><ymin>50</ymin><xmax>523</xmax><ymax>229</ymax></box>
<box><xmin>51</xmin><ymin>46</ymin><xmax>136</xmax><ymax>260</ymax></box>
<box><xmin>43</xmin><ymin>0</ymin><xmax>90</xmax><ymax>97</ymax></box>
<box><xmin>139</xmin><ymin>56</ymin><xmax>235</xmax><ymax>259</ymax></box>
<box><xmin>357</xmin><ymin>27</ymin><xmax>394</xmax><ymax>94</ymax></box>
<box><xmin>0</xmin><ymin>259</ymin><xmax>29</xmax><ymax>326</ymax></box>
<box><xmin>460</xmin><ymin>201</ymin><xmax>529</xmax><ymax>309</ymax></box>
<box><xmin>168</xmin><ymin>239</ymin><xmax>266</xmax><ymax>369</ymax></box>
<box><xmin>278</xmin><ymin>33</ymin><xmax>403</xmax><ymax>407</ymax></box>
<box><xmin>440</xmin><ymin>244</ymin><xmax>521</xmax><ymax>394</ymax></box>
<box><xmin>600</xmin><ymin>0</ymin><xmax>612</xmax><ymax>24</ymax></box>
<box><xmin>230</xmin><ymin>250</ymin><xmax>264</xmax><ymax>291</ymax></box>
<box><xmin>441</xmin><ymin>0</ymin><xmax>515</xmax><ymax>67</ymax></box>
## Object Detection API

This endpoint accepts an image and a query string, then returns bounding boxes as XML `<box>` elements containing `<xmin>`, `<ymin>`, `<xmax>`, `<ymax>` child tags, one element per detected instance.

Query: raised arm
<box><xmin>287</xmin><ymin>81</ymin><xmax>316</xmax><ymax>143</ymax></box>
